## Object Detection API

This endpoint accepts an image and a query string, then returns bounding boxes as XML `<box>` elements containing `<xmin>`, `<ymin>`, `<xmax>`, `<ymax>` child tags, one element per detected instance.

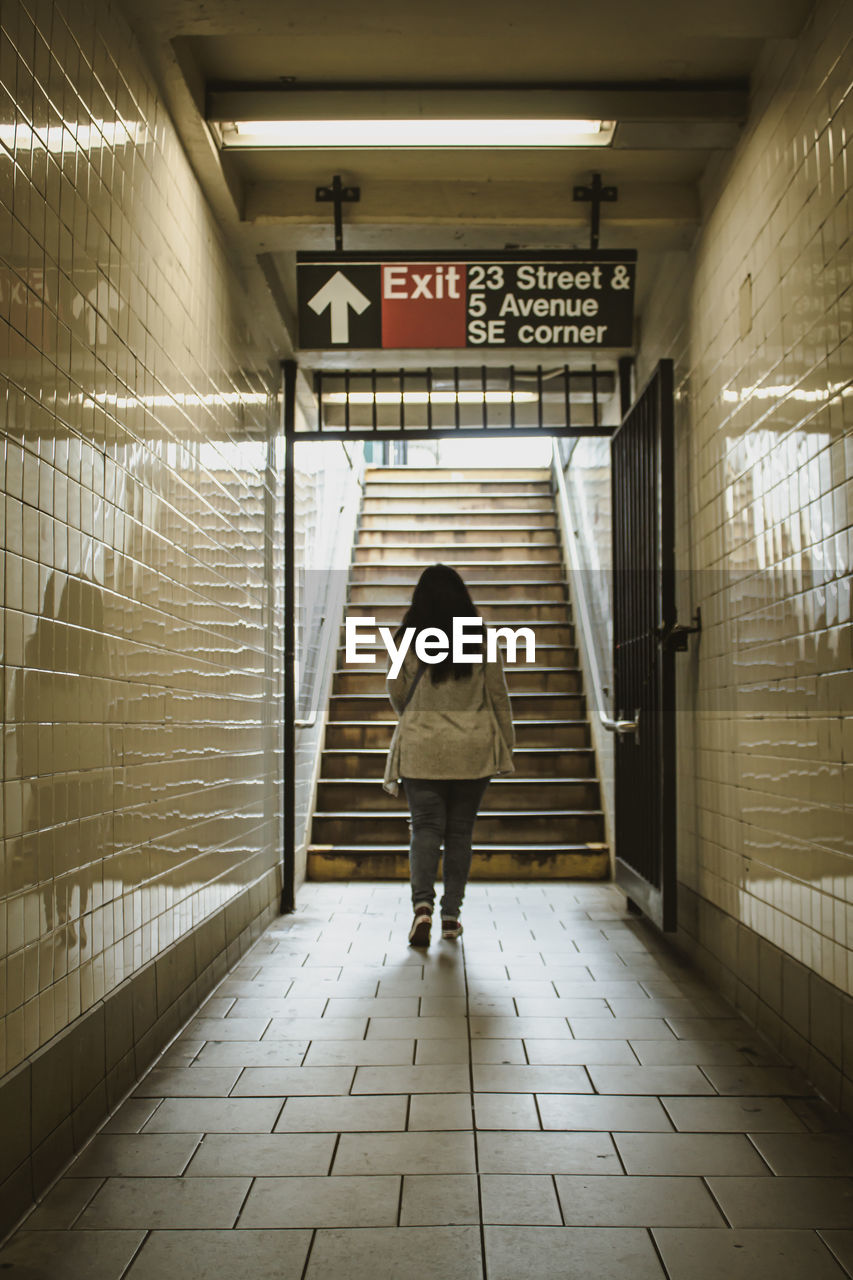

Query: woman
<box><xmin>383</xmin><ymin>564</ymin><xmax>515</xmax><ymax>946</ymax></box>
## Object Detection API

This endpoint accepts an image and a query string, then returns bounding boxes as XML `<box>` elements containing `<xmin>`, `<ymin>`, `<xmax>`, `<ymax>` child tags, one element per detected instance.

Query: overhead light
<box><xmin>215</xmin><ymin>119</ymin><xmax>614</xmax><ymax>149</ymax></box>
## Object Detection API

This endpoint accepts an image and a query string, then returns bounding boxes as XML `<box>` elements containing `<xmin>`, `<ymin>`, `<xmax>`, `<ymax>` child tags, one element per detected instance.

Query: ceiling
<box><xmin>121</xmin><ymin>0</ymin><xmax>811</xmax><ymax>369</ymax></box>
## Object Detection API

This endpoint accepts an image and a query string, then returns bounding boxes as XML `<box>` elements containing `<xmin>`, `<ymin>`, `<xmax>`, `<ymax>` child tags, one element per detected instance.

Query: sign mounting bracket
<box><xmin>573</xmin><ymin>173</ymin><xmax>618</xmax><ymax>251</ymax></box>
<box><xmin>315</xmin><ymin>174</ymin><xmax>360</xmax><ymax>252</ymax></box>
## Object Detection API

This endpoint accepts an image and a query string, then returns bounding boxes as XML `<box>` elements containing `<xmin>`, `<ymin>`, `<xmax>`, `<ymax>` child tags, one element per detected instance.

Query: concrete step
<box><xmin>356</xmin><ymin>506</ymin><xmax>550</xmax><ymax>527</ymax></box>
<box><xmin>332</xmin><ymin>666</ymin><xmax>583</xmax><ymax>695</ymax></box>
<box><xmin>354</xmin><ymin>543</ymin><xmax>561</xmax><ymax>564</ymax></box>
<box><xmin>311</xmin><ymin>810</ymin><xmax>606</xmax><ymax>844</ymax></box>
<box><xmin>344</xmin><ymin>601</ymin><xmax>571</xmax><ymax>624</ymax></box>
<box><xmin>362</xmin><ymin>498</ymin><xmax>555</xmax><ymax>515</ymax></box>
<box><xmin>316</xmin><ymin>777</ymin><xmax>600</xmax><ymax>812</ymax></box>
<box><xmin>347</xmin><ymin>580</ymin><xmax>568</xmax><ymax>604</ymax></box>
<box><xmin>320</xmin><ymin>746</ymin><xmax>597</xmax><ymax>779</ymax></box>
<box><xmin>322</xmin><ymin>718</ymin><xmax>591</xmax><ymax>751</ymax></box>
<box><xmin>349</xmin><ymin>561</ymin><xmax>564</xmax><ymax>582</ymax></box>
<box><xmin>365</xmin><ymin>467</ymin><xmax>552</xmax><ymax>482</ymax></box>
<box><xmin>328</xmin><ymin>691</ymin><xmax>586</xmax><ymax>721</ymax></box>
<box><xmin>359</xmin><ymin>513</ymin><xmax>557</xmax><ymax>532</ymax></box>
<box><xmin>364</xmin><ymin>481</ymin><xmax>553</xmax><ymax>498</ymax></box>
<box><xmin>308</xmin><ymin>844</ymin><xmax>609</xmax><ymax>881</ymax></box>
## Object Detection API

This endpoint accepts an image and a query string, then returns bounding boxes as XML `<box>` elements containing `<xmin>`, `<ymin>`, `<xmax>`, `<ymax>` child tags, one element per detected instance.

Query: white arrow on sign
<box><xmin>307</xmin><ymin>271</ymin><xmax>372</xmax><ymax>344</ymax></box>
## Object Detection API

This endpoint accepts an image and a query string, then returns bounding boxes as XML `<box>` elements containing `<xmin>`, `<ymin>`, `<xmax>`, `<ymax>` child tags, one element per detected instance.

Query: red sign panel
<box><xmin>380</xmin><ymin>263</ymin><xmax>467</xmax><ymax>348</ymax></box>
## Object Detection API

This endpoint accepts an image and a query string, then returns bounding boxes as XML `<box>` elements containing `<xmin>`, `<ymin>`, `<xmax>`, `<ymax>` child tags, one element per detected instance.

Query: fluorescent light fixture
<box><xmin>321</xmin><ymin>390</ymin><xmax>540</xmax><ymax>406</ymax></box>
<box><xmin>216</xmin><ymin>118</ymin><xmax>614</xmax><ymax>149</ymax></box>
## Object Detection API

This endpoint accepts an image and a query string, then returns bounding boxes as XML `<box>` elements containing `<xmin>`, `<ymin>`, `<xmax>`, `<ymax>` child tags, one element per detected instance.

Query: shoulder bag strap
<box><xmin>401</xmin><ymin>660</ymin><xmax>427</xmax><ymax>714</ymax></box>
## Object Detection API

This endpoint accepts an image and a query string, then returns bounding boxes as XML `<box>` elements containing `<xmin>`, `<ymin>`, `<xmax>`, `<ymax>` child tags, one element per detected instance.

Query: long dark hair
<box><xmin>395</xmin><ymin>563</ymin><xmax>482</xmax><ymax>684</ymax></box>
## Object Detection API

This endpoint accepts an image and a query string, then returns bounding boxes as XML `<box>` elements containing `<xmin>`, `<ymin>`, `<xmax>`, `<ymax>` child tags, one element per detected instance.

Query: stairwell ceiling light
<box><xmin>215</xmin><ymin>119</ymin><xmax>614</xmax><ymax>149</ymax></box>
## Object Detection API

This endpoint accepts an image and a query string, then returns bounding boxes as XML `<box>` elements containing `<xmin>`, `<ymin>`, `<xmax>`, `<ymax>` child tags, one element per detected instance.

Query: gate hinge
<box><xmin>657</xmin><ymin>606</ymin><xmax>702</xmax><ymax>653</ymax></box>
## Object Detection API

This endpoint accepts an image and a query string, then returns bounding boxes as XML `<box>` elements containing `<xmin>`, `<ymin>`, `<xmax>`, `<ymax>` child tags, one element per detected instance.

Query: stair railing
<box><xmin>551</xmin><ymin>439</ymin><xmax>636</xmax><ymax>736</ymax></box>
<box><xmin>291</xmin><ymin>442</ymin><xmax>364</xmax><ymax>880</ymax></box>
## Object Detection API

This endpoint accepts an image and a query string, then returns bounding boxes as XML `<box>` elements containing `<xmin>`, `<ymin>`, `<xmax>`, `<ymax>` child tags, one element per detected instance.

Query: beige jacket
<box><xmin>383</xmin><ymin>648</ymin><xmax>515</xmax><ymax>795</ymax></box>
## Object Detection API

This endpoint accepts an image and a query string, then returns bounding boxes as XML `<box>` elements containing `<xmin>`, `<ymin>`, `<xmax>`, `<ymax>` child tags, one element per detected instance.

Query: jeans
<box><xmin>401</xmin><ymin>776</ymin><xmax>490</xmax><ymax>918</ymax></box>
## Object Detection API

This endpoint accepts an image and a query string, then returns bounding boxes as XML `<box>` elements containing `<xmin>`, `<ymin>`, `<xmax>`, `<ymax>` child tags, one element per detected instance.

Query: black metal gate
<box><xmin>610</xmin><ymin>360</ymin><xmax>677</xmax><ymax>930</ymax></box>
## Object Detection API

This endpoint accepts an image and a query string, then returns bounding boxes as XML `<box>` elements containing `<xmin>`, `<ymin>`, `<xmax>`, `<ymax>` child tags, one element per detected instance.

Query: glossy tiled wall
<box><xmin>638</xmin><ymin>0</ymin><xmax>852</xmax><ymax>1098</ymax></box>
<box><xmin>0</xmin><ymin>0</ymin><xmax>283</xmax><ymax>1082</ymax></box>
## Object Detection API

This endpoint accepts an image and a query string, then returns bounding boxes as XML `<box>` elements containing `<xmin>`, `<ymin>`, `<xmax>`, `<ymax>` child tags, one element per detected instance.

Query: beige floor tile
<box><xmin>76</xmin><ymin>1177</ymin><xmax>250</xmax><ymax>1229</ymax></box>
<box><xmin>474</xmin><ymin>1092</ymin><xmax>541</xmax><ymax>1130</ymax></box>
<box><xmin>567</xmin><ymin>1018</ymin><xmax>677</xmax><ymax>1040</ymax></box>
<box><xmin>415</xmin><ymin>1038</ymin><xmax>471</xmax><ymax>1064</ymax></box>
<box><xmin>419</xmin><ymin>997</ymin><xmax>468</xmax><ymax>1017</ymax></box>
<box><xmin>305</xmin><ymin>1226</ymin><xmax>482</xmax><ymax>1280</ymax></box>
<box><xmin>24</xmin><ymin>1179</ymin><xmax>104</xmax><ymax>1228</ymax></box>
<box><xmin>477</xmin><ymin>1131</ymin><xmax>620</xmax><ymax>1174</ymax></box>
<box><xmin>142</xmin><ymin>1099</ymin><xmax>282</xmax><ymax>1133</ymax></box>
<box><xmin>555</xmin><ymin>1175</ymin><xmax>725</xmax><ymax>1226</ymax></box>
<box><xmin>188</xmin><ymin>1018</ymin><xmax>269</xmax><ymax>1041</ymax></box>
<box><xmin>473</xmin><ymin>1064</ymin><xmax>592</xmax><ymax>1093</ymax></box>
<box><xmin>133</xmin><ymin>1068</ymin><xmax>241</xmax><ymax>1098</ymax></box>
<box><xmin>263</xmin><ymin>1017</ymin><xmax>367</xmax><ymax>1040</ymax></box>
<box><xmin>365</xmin><ymin>1017</ymin><xmax>469</xmax><ymax>1040</ymax></box>
<box><xmin>333</xmin><ymin>1130</ymin><xmax>476</xmax><ymax>1175</ymax></box>
<box><xmin>194</xmin><ymin>1040</ymin><xmax>307</xmax><ymax>1067</ymax></box>
<box><xmin>156</xmin><ymin>1042</ymin><xmax>205</xmax><ymax>1068</ymax></box>
<box><xmin>587</xmin><ymin>1065</ymin><xmax>715</xmax><ymax>1095</ymax></box>
<box><xmin>125</xmin><ymin>1229</ymin><xmax>312</xmax><ymax>1280</ymax></box>
<box><xmin>515</xmin><ymin>998</ymin><xmax>611</xmax><ymax>1018</ymax></box>
<box><xmin>700</xmin><ymin>1065</ymin><xmax>817</xmax><ymax>1096</ymax></box>
<box><xmin>408</xmin><ymin>1092</ymin><xmax>474</xmax><ymax>1131</ymax></box>
<box><xmin>275</xmin><ymin>1095</ymin><xmax>408</xmax><ymax>1132</ymax></box>
<box><xmin>304</xmin><ymin>1039</ymin><xmax>415</xmax><ymax>1066</ymax></box>
<box><xmin>67</xmin><ymin>1135</ymin><xmax>200</xmax><ymax>1179</ymax></box>
<box><xmin>239</xmin><ymin>1175</ymin><xmax>400</xmax><ymax>1228</ymax></box>
<box><xmin>0</xmin><ymin>1231</ymin><xmax>146</xmax><ymax>1280</ymax></box>
<box><xmin>480</xmin><ymin>1174</ymin><xmax>562</xmax><ymax>1224</ymax></box>
<box><xmin>400</xmin><ymin>1174</ymin><xmax>480</xmax><ymax>1225</ymax></box>
<box><xmin>537</xmin><ymin>1094</ymin><xmax>674</xmax><ymax>1132</ymax></box>
<box><xmin>484</xmin><ymin>1226</ymin><xmax>666</xmax><ymax>1280</ymax></box>
<box><xmin>471</xmin><ymin>1039</ymin><xmax>526</xmax><ymax>1064</ymax></box>
<box><xmin>353</xmin><ymin>1065</ymin><xmax>471</xmax><ymax>1094</ymax></box>
<box><xmin>653</xmin><ymin>1228</ymin><xmax>848</xmax><ymax>1280</ymax></box>
<box><xmin>323</xmin><ymin>997</ymin><xmax>419</xmax><ymax>1018</ymax></box>
<box><xmin>629</xmin><ymin>1040</ymin><xmax>759</xmax><ymax>1066</ymax></box>
<box><xmin>661</xmin><ymin>1096</ymin><xmax>808</xmax><ymax>1132</ymax></box>
<box><xmin>525</xmin><ymin>1038</ymin><xmax>636</xmax><ymax>1065</ymax></box>
<box><xmin>707</xmin><ymin>1176</ymin><xmax>853</xmax><ymax>1227</ymax></box>
<box><xmin>666</xmin><ymin>1018</ymin><xmax>763</xmax><ymax>1040</ymax></box>
<box><xmin>468</xmin><ymin>997</ymin><xmax>517</xmax><ymax>1016</ymax></box>
<box><xmin>184</xmin><ymin>1132</ymin><xmax>335</xmax><ymax>1176</ymax></box>
<box><xmin>614</xmin><ymin>1132</ymin><xmax>772</xmax><ymax>1175</ymax></box>
<box><xmin>101</xmin><ymin>1100</ymin><xmax>161</xmax><ymax>1134</ymax></box>
<box><xmin>819</xmin><ymin>1231</ymin><xmax>853</xmax><ymax>1274</ymax></box>
<box><xmin>231</xmin><ymin>1066</ymin><xmax>355</xmax><ymax>1096</ymax></box>
<box><xmin>750</xmin><ymin>1133</ymin><xmax>853</xmax><ymax>1175</ymax></box>
<box><xmin>470</xmin><ymin>1016</ymin><xmax>573</xmax><ymax>1039</ymax></box>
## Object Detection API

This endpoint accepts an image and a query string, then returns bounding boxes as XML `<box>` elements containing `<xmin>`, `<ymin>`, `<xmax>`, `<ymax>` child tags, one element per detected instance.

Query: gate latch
<box><xmin>657</xmin><ymin>607</ymin><xmax>702</xmax><ymax>653</ymax></box>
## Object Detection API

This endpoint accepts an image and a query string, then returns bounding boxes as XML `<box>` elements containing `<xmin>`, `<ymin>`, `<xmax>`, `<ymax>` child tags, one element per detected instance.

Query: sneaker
<box><xmin>441</xmin><ymin>917</ymin><xmax>463</xmax><ymax>940</ymax></box>
<box><xmin>408</xmin><ymin>904</ymin><xmax>432</xmax><ymax>948</ymax></box>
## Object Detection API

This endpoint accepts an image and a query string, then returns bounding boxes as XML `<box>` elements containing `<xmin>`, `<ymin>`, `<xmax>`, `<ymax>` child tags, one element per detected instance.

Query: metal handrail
<box><xmin>551</xmin><ymin>439</ymin><xmax>638</xmax><ymax>737</ymax></box>
<box><xmin>295</xmin><ymin>440</ymin><xmax>364</xmax><ymax>730</ymax></box>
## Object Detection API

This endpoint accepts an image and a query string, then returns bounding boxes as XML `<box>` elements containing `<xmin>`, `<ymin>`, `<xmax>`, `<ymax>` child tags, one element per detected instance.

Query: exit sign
<box><xmin>297</xmin><ymin>250</ymin><xmax>636</xmax><ymax>351</ymax></box>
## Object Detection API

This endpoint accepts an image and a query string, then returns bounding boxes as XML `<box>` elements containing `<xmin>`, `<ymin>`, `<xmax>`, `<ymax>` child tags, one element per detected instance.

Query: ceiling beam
<box><xmin>244</xmin><ymin>179</ymin><xmax>700</xmax><ymax>229</ymax></box>
<box><xmin>208</xmin><ymin>85</ymin><xmax>749</xmax><ymax>125</ymax></box>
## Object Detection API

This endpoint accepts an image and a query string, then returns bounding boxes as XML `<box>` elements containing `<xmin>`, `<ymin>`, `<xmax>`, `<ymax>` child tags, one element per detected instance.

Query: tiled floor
<box><xmin>3</xmin><ymin>882</ymin><xmax>853</xmax><ymax>1279</ymax></box>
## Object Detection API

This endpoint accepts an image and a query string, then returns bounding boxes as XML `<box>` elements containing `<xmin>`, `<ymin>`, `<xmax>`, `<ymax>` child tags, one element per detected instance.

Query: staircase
<box><xmin>307</xmin><ymin>467</ymin><xmax>609</xmax><ymax>881</ymax></box>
